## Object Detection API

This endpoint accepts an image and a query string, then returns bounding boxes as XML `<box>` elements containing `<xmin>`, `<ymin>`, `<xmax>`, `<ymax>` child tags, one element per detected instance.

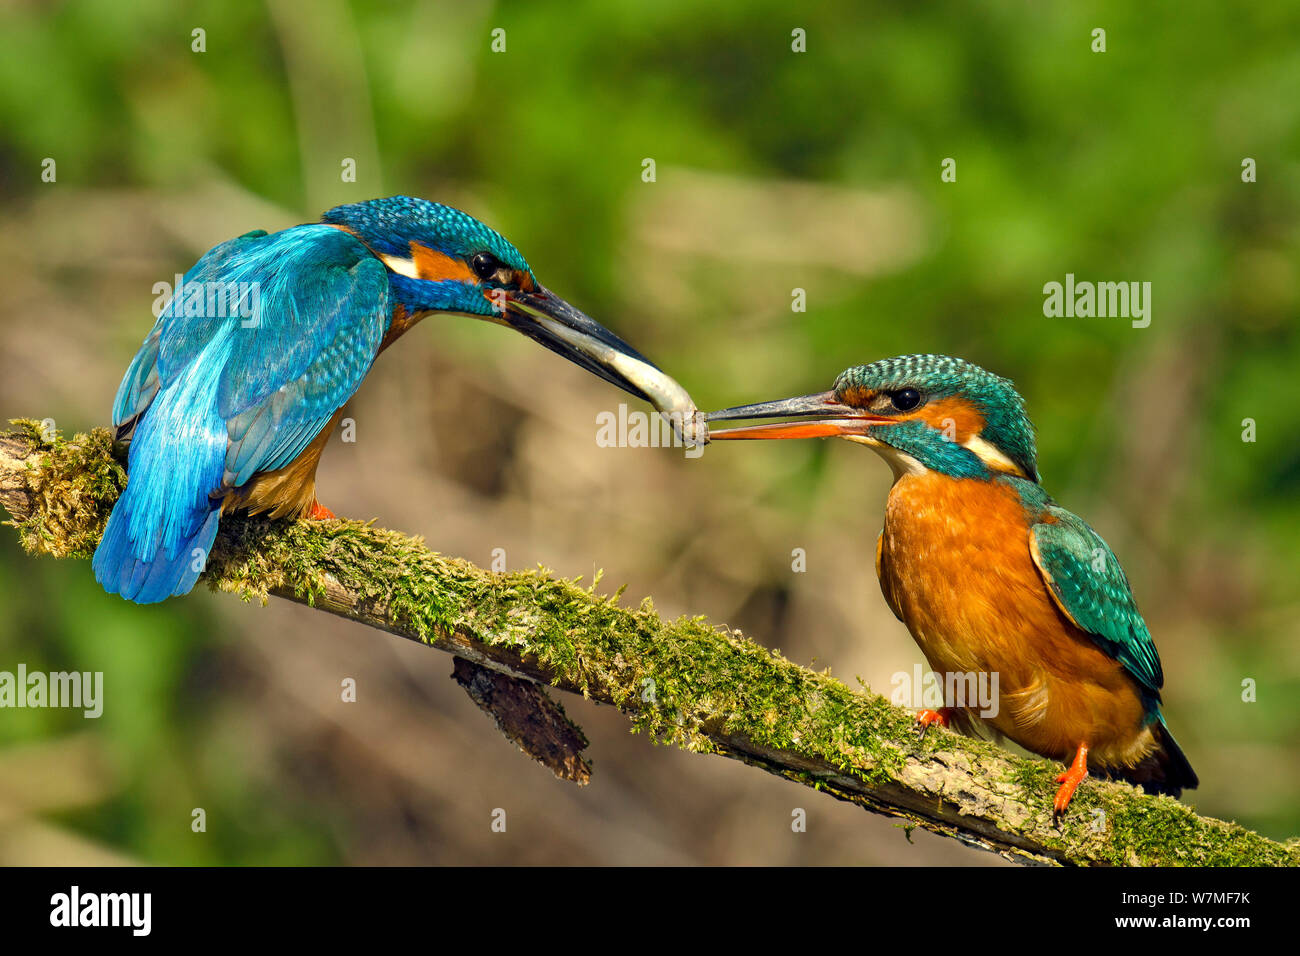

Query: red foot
<box><xmin>307</xmin><ymin>501</ymin><xmax>336</xmax><ymax>520</ymax></box>
<box><xmin>915</xmin><ymin>708</ymin><xmax>951</xmax><ymax>737</ymax></box>
<box><xmin>1054</xmin><ymin>744</ymin><xmax>1089</xmax><ymax>818</ymax></box>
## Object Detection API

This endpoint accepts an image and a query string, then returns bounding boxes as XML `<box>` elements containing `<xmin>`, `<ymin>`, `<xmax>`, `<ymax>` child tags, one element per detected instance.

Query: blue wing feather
<box><xmin>94</xmin><ymin>225</ymin><xmax>392</xmax><ymax>603</ymax></box>
<box><xmin>1029</xmin><ymin>507</ymin><xmax>1164</xmax><ymax>699</ymax></box>
<box><xmin>111</xmin><ymin>329</ymin><xmax>160</xmax><ymax>429</ymax></box>
<box><xmin>211</xmin><ymin>229</ymin><xmax>390</xmax><ymax>485</ymax></box>
<box><xmin>112</xmin><ymin>230</ymin><xmax>273</xmax><ymax>429</ymax></box>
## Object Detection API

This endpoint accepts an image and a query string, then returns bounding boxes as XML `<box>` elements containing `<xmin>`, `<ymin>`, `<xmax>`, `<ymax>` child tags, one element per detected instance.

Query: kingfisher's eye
<box><xmin>470</xmin><ymin>252</ymin><xmax>504</xmax><ymax>281</ymax></box>
<box><xmin>891</xmin><ymin>388</ymin><xmax>921</xmax><ymax>411</ymax></box>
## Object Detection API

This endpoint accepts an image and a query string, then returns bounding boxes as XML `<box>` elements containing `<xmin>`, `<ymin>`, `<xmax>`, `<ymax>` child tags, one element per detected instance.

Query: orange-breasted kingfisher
<box><xmin>94</xmin><ymin>196</ymin><xmax>698</xmax><ymax>604</ymax></box>
<box><xmin>705</xmin><ymin>354</ymin><xmax>1197</xmax><ymax>815</ymax></box>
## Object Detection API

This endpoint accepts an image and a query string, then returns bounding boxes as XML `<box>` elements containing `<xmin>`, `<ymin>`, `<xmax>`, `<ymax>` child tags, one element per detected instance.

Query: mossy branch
<box><xmin>3</xmin><ymin>421</ymin><xmax>1296</xmax><ymax>867</ymax></box>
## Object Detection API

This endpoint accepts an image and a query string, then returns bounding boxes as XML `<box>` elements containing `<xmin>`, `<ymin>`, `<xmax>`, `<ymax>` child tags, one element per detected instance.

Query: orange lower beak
<box><xmin>704</xmin><ymin>391</ymin><xmax>893</xmax><ymax>441</ymax></box>
<box><xmin>709</xmin><ymin>420</ymin><xmax>882</xmax><ymax>440</ymax></box>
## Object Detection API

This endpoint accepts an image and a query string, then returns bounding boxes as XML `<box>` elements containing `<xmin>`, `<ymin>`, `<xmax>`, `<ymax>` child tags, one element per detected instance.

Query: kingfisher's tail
<box><xmin>92</xmin><ymin>359</ymin><xmax>229</xmax><ymax>604</ymax></box>
<box><xmin>93</xmin><ymin>489</ymin><xmax>221</xmax><ymax>604</ymax></box>
<box><xmin>1114</xmin><ymin>716</ymin><xmax>1199</xmax><ymax>797</ymax></box>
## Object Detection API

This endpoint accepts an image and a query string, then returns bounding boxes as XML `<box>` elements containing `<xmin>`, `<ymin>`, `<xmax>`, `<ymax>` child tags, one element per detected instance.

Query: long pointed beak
<box><xmin>505</xmin><ymin>285</ymin><xmax>696</xmax><ymax>422</ymax></box>
<box><xmin>705</xmin><ymin>391</ymin><xmax>892</xmax><ymax>440</ymax></box>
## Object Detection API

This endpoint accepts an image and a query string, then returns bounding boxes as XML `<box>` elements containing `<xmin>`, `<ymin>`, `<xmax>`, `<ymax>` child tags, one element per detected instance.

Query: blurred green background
<box><xmin>0</xmin><ymin>0</ymin><xmax>1296</xmax><ymax>864</ymax></box>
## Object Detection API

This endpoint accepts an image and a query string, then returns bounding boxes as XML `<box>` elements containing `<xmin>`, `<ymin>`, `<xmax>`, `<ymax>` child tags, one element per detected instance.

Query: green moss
<box><xmin>1007</xmin><ymin>755</ymin><xmax>1060</xmax><ymax>803</ymax></box>
<box><xmin>7</xmin><ymin>420</ymin><xmax>126</xmax><ymax>560</ymax></box>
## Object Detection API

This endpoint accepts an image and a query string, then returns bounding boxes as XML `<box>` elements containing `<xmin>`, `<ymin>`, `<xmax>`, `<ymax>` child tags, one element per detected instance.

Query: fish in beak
<box><xmin>505</xmin><ymin>285</ymin><xmax>704</xmax><ymax>444</ymax></box>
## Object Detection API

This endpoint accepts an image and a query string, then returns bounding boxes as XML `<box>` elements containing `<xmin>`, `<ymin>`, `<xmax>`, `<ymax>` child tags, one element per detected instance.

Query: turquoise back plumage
<box><xmin>94</xmin><ymin>225</ymin><xmax>390</xmax><ymax>603</ymax></box>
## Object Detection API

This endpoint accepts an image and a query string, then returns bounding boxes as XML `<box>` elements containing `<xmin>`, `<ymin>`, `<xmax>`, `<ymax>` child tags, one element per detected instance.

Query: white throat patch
<box><xmin>378</xmin><ymin>254</ymin><xmax>420</xmax><ymax>279</ymax></box>
<box><xmin>962</xmin><ymin>434</ymin><xmax>1025</xmax><ymax>476</ymax></box>
<box><xmin>844</xmin><ymin>435</ymin><xmax>926</xmax><ymax>480</ymax></box>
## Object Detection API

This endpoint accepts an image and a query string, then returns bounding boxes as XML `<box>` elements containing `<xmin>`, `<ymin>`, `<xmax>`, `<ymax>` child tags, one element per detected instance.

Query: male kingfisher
<box><xmin>94</xmin><ymin>196</ymin><xmax>698</xmax><ymax>604</ymax></box>
<box><xmin>705</xmin><ymin>354</ymin><xmax>1197</xmax><ymax>815</ymax></box>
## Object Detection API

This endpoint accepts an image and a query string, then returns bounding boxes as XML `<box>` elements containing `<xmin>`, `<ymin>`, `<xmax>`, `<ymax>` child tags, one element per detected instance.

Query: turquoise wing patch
<box><xmin>1029</xmin><ymin>507</ymin><xmax>1164</xmax><ymax>697</ymax></box>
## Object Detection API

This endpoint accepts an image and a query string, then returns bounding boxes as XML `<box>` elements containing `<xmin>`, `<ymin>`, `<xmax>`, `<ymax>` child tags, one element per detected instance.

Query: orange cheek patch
<box><xmin>913</xmin><ymin>396</ymin><xmax>985</xmax><ymax>442</ymax></box>
<box><xmin>410</xmin><ymin>242</ymin><xmax>477</xmax><ymax>283</ymax></box>
<box><xmin>513</xmin><ymin>270</ymin><xmax>536</xmax><ymax>292</ymax></box>
<box><xmin>839</xmin><ymin>385</ymin><xmax>876</xmax><ymax>408</ymax></box>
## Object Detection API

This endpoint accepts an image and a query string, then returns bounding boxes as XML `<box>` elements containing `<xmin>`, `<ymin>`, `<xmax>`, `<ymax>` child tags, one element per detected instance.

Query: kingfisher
<box><xmin>705</xmin><ymin>354</ymin><xmax>1197</xmax><ymax>816</ymax></box>
<box><xmin>94</xmin><ymin>196</ymin><xmax>699</xmax><ymax>604</ymax></box>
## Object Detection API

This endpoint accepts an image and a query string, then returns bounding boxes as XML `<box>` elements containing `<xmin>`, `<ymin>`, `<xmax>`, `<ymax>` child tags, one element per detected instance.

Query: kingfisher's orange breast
<box><xmin>219</xmin><ymin>407</ymin><xmax>347</xmax><ymax>519</ymax></box>
<box><xmin>877</xmin><ymin>471</ymin><xmax>1156</xmax><ymax>771</ymax></box>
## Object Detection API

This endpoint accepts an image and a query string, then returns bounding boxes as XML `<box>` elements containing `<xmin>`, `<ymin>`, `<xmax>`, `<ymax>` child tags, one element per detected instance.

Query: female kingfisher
<box><xmin>94</xmin><ymin>196</ymin><xmax>698</xmax><ymax>604</ymax></box>
<box><xmin>705</xmin><ymin>354</ymin><xmax>1197</xmax><ymax>815</ymax></box>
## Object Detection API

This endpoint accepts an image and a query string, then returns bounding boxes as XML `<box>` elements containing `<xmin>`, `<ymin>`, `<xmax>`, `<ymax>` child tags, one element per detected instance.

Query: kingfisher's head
<box><xmin>324</xmin><ymin>196</ymin><xmax>534</xmax><ymax>317</ymax></box>
<box><xmin>706</xmin><ymin>354</ymin><xmax>1039</xmax><ymax>482</ymax></box>
<box><xmin>322</xmin><ymin>196</ymin><xmax>695</xmax><ymax>415</ymax></box>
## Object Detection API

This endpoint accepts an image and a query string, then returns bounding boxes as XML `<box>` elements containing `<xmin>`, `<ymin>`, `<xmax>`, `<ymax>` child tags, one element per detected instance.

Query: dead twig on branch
<box><xmin>2</xmin><ymin>420</ymin><xmax>1296</xmax><ymax>867</ymax></box>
